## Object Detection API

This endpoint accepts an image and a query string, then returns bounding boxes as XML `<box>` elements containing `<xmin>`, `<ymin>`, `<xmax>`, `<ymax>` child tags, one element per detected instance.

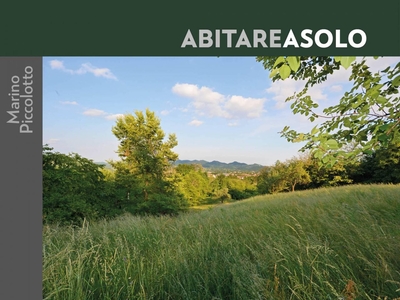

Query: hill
<box><xmin>174</xmin><ymin>159</ymin><xmax>264</xmax><ymax>172</ymax></box>
<box><xmin>43</xmin><ymin>184</ymin><xmax>400</xmax><ymax>299</ymax></box>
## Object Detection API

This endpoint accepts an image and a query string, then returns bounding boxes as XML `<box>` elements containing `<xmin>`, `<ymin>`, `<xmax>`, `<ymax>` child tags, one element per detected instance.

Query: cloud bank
<box><xmin>172</xmin><ymin>83</ymin><xmax>266</xmax><ymax>119</ymax></box>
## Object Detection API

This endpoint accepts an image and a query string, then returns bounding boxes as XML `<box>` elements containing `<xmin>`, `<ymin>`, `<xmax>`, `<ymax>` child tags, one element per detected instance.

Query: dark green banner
<box><xmin>0</xmin><ymin>0</ymin><xmax>399</xmax><ymax>55</ymax></box>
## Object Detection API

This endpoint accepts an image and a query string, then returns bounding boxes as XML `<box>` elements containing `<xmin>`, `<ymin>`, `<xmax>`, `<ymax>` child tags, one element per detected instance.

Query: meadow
<box><xmin>43</xmin><ymin>184</ymin><xmax>400</xmax><ymax>299</ymax></box>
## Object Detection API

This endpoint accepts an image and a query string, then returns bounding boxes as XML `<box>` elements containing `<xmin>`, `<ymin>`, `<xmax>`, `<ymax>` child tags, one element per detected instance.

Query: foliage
<box><xmin>356</xmin><ymin>141</ymin><xmax>400</xmax><ymax>184</ymax></box>
<box><xmin>175</xmin><ymin>164</ymin><xmax>211</xmax><ymax>206</ymax></box>
<box><xmin>225</xmin><ymin>175</ymin><xmax>258</xmax><ymax>200</ymax></box>
<box><xmin>212</xmin><ymin>187</ymin><xmax>231</xmax><ymax>203</ymax></box>
<box><xmin>284</xmin><ymin>158</ymin><xmax>311</xmax><ymax>192</ymax></box>
<box><xmin>256</xmin><ymin>56</ymin><xmax>400</xmax><ymax>167</ymax></box>
<box><xmin>299</xmin><ymin>153</ymin><xmax>353</xmax><ymax>189</ymax></box>
<box><xmin>257</xmin><ymin>164</ymin><xmax>285</xmax><ymax>194</ymax></box>
<box><xmin>43</xmin><ymin>145</ymin><xmax>116</xmax><ymax>225</ymax></box>
<box><xmin>112</xmin><ymin>109</ymin><xmax>178</xmax><ymax>194</ymax></box>
<box><xmin>110</xmin><ymin>109</ymin><xmax>185</xmax><ymax>214</ymax></box>
<box><xmin>257</xmin><ymin>157</ymin><xmax>310</xmax><ymax>194</ymax></box>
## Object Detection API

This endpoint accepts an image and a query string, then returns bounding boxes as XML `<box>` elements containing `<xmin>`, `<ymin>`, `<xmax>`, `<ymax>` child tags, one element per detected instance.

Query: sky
<box><xmin>43</xmin><ymin>56</ymin><xmax>399</xmax><ymax>166</ymax></box>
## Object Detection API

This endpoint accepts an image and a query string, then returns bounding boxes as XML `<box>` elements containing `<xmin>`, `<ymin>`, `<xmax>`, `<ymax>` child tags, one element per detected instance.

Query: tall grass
<box><xmin>43</xmin><ymin>184</ymin><xmax>400</xmax><ymax>299</ymax></box>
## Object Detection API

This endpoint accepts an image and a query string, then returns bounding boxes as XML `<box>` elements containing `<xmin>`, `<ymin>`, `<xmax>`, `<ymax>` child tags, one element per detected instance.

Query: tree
<box><xmin>257</xmin><ymin>162</ymin><xmax>288</xmax><ymax>194</ymax></box>
<box><xmin>112</xmin><ymin>109</ymin><xmax>178</xmax><ymax>196</ymax></box>
<box><xmin>285</xmin><ymin>158</ymin><xmax>311</xmax><ymax>192</ymax></box>
<box><xmin>175</xmin><ymin>164</ymin><xmax>210</xmax><ymax>205</ymax></box>
<box><xmin>110</xmin><ymin>109</ymin><xmax>186</xmax><ymax>214</ymax></box>
<box><xmin>43</xmin><ymin>146</ymin><xmax>115</xmax><ymax>225</ymax></box>
<box><xmin>257</xmin><ymin>157</ymin><xmax>311</xmax><ymax>194</ymax></box>
<box><xmin>299</xmin><ymin>153</ymin><xmax>353</xmax><ymax>189</ymax></box>
<box><xmin>225</xmin><ymin>175</ymin><xmax>258</xmax><ymax>200</ymax></box>
<box><xmin>256</xmin><ymin>56</ymin><xmax>400</xmax><ymax>167</ymax></box>
<box><xmin>355</xmin><ymin>141</ymin><xmax>400</xmax><ymax>184</ymax></box>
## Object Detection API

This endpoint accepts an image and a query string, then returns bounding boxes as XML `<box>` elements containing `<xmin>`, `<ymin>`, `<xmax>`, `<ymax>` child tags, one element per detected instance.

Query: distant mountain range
<box><xmin>174</xmin><ymin>160</ymin><xmax>264</xmax><ymax>172</ymax></box>
<box><xmin>95</xmin><ymin>160</ymin><xmax>265</xmax><ymax>172</ymax></box>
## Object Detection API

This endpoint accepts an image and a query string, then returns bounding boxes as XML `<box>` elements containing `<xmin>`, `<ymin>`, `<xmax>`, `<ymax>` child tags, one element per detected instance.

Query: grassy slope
<box><xmin>43</xmin><ymin>184</ymin><xmax>400</xmax><ymax>300</ymax></box>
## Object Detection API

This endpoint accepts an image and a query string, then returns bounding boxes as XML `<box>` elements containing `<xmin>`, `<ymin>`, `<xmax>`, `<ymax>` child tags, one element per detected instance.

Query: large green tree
<box><xmin>111</xmin><ymin>109</ymin><xmax>185</xmax><ymax>214</ymax></box>
<box><xmin>256</xmin><ymin>56</ymin><xmax>400</xmax><ymax>167</ymax></box>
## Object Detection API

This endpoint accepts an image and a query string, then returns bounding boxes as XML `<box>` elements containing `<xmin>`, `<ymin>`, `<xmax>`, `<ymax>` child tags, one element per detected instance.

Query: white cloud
<box><xmin>79</xmin><ymin>63</ymin><xmax>118</xmax><ymax>80</ymax></box>
<box><xmin>50</xmin><ymin>60</ymin><xmax>65</xmax><ymax>70</ymax></box>
<box><xmin>160</xmin><ymin>110</ymin><xmax>170</xmax><ymax>115</ymax></box>
<box><xmin>49</xmin><ymin>60</ymin><xmax>118</xmax><ymax>80</ymax></box>
<box><xmin>266</xmin><ymin>79</ymin><xmax>305</xmax><ymax>109</ymax></box>
<box><xmin>172</xmin><ymin>83</ymin><xmax>266</xmax><ymax>119</ymax></box>
<box><xmin>228</xmin><ymin>122</ymin><xmax>238</xmax><ymax>127</ymax></box>
<box><xmin>105</xmin><ymin>113</ymin><xmax>124</xmax><ymax>120</ymax></box>
<box><xmin>60</xmin><ymin>101</ymin><xmax>78</xmax><ymax>105</ymax></box>
<box><xmin>83</xmin><ymin>109</ymin><xmax>107</xmax><ymax>116</ymax></box>
<box><xmin>188</xmin><ymin>119</ymin><xmax>203</xmax><ymax>126</ymax></box>
<box><xmin>173</xmin><ymin>83</ymin><xmax>228</xmax><ymax>118</ymax></box>
<box><xmin>82</xmin><ymin>108</ymin><xmax>123</xmax><ymax>121</ymax></box>
<box><xmin>224</xmin><ymin>95</ymin><xmax>266</xmax><ymax>118</ymax></box>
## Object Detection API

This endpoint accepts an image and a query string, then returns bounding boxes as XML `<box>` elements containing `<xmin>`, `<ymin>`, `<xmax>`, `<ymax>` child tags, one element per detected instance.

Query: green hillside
<box><xmin>43</xmin><ymin>184</ymin><xmax>400</xmax><ymax>299</ymax></box>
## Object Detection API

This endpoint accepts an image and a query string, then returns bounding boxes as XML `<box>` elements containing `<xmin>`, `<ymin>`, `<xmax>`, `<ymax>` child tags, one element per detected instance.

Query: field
<box><xmin>43</xmin><ymin>184</ymin><xmax>400</xmax><ymax>299</ymax></box>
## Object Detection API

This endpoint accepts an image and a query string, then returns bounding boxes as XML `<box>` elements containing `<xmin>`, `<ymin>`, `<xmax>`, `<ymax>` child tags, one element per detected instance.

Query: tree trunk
<box><xmin>292</xmin><ymin>181</ymin><xmax>296</xmax><ymax>192</ymax></box>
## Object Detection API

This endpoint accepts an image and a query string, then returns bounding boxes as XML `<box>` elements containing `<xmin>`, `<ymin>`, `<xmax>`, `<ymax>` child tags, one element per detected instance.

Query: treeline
<box><xmin>43</xmin><ymin>146</ymin><xmax>257</xmax><ymax>225</ymax></box>
<box><xmin>257</xmin><ymin>142</ymin><xmax>400</xmax><ymax>194</ymax></box>
<box><xmin>43</xmin><ymin>141</ymin><xmax>400</xmax><ymax>226</ymax></box>
<box><xmin>43</xmin><ymin>108</ymin><xmax>400</xmax><ymax>226</ymax></box>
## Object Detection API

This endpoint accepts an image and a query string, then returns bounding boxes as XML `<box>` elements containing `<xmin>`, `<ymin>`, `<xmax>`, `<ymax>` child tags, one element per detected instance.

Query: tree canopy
<box><xmin>256</xmin><ymin>56</ymin><xmax>400</xmax><ymax>167</ymax></box>
<box><xmin>110</xmin><ymin>109</ymin><xmax>186</xmax><ymax>214</ymax></box>
<box><xmin>42</xmin><ymin>146</ymin><xmax>114</xmax><ymax>225</ymax></box>
<box><xmin>112</xmin><ymin>109</ymin><xmax>178</xmax><ymax>195</ymax></box>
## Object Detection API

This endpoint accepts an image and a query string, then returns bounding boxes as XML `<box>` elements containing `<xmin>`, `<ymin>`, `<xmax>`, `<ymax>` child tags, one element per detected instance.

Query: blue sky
<box><xmin>43</xmin><ymin>56</ymin><xmax>399</xmax><ymax>166</ymax></box>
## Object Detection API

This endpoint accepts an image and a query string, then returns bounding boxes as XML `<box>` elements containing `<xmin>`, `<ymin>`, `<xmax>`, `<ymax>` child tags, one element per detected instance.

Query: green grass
<box><xmin>43</xmin><ymin>184</ymin><xmax>400</xmax><ymax>299</ymax></box>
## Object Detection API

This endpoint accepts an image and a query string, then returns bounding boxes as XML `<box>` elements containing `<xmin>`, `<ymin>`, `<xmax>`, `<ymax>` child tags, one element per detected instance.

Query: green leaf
<box><xmin>378</xmin><ymin>134</ymin><xmax>389</xmax><ymax>142</ymax></box>
<box><xmin>269</xmin><ymin>68</ymin><xmax>279</xmax><ymax>78</ymax></box>
<box><xmin>340</xmin><ymin>57</ymin><xmax>356</xmax><ymax>69</ymax></box>
<box><xmin>379</xmin><ymin>124</ymin><xmax>390</xmax><ymax>132</ymax></box>
<box><xmin>279</xmin><ymin>64</ymin><xmax>291</xmax><ymax>80</ymax></box>
<box><xmin>313</xmin><ymin>150</ymin><xmax>323</xmax><ymax>159</ymax></box>
<box><xmin>326</xmin><ymin>139</ymin><xmax>339</xmax><ymax>149</ymax></box>
<box><xmin>293</xmin><ymin>133</ymin><xmax>305</xmax><ymax>142</ymax></box>
<box><xmin>343</xmin><ymin>118</ymin><xmax>352</xmax><ymax>128</ymax></box>
<box><xmin>392</xmin><ymin>75</ymin><xmax>400</xmax><ymax>86</ymax></box>
<box><xmin>322</xmin><ymin>156</ymin><xmax>330</xmax><ymax>164</ymax></box>
<box><xmin>376</xmin><ymin>96</ymin><xmax>387</xmax><ymax>104</ymax></box>
<box><xmin>273</xmin><ymin>56</ymin><xmax>286</xmax><ymax>68</ymax></box>
<box><xmin>286</xmin><ymin>56</ymin><xmax>300</xmax><ymax>72</ymax></box>
<box><xmin>311</xmin><ymin>126</ymin><xmax>319</xmax><ymax>135</ymax></box>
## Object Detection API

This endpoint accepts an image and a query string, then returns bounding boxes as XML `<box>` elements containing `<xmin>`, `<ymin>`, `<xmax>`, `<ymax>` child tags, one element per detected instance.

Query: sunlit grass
<box><xmin>43</xmin><ymin>184</ymin><xmax>400</xmax><ymax>299</ymax></box>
